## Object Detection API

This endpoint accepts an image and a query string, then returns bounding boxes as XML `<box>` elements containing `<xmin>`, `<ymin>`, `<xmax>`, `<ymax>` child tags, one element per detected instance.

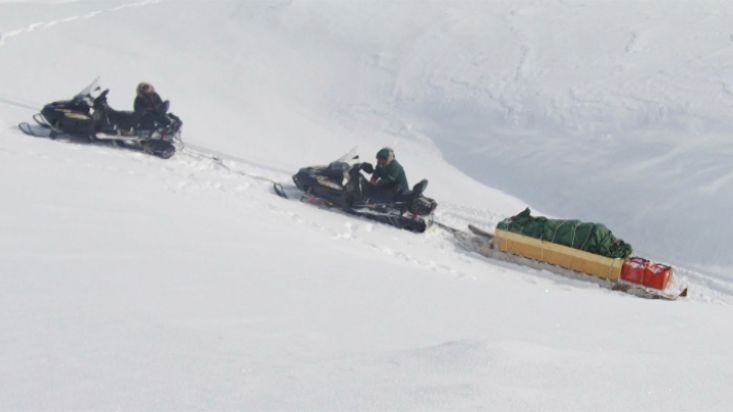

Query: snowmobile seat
<box><xmin>396</xmin><ymin>179</ymin><xmax>428</xmax><ymax>201</ymax></box>
<box><xmin>410</xmin><ymin>179</ymin><xmax>428</xmax><ymax>197</ymax></box>
<box><xmin>103</xmin><ymin>108</ymin><xmax>140</xmax><ymax>131</ymax></box>
<box><xmin>394</xmin><ymin>180</ymin><xmax>436</xmax><ymax>215</ymax></box>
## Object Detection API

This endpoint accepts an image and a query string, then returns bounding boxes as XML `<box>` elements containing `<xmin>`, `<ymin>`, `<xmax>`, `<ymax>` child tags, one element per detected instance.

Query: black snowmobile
<box><xmin>274</xmin><ymin>149</ymin><xmax>438</xmax><ymax>233</ymax></box>
<box><xmin>19</xmin><ymin>78</ymin><xmax>183</xmax><ymax>159</ymax></box>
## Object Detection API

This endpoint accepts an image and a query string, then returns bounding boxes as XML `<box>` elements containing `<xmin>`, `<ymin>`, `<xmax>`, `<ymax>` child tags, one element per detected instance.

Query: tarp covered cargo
<box><xmin>496</xmin><ymin>208</ymin><xmax>633</xmax><ymax>259</ymax></box>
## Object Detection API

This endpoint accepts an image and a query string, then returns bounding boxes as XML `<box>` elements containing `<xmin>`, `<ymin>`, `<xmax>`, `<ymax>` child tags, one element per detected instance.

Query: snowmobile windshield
<box><xmin>335</xmin><ymin>146</ymin><xmax>359</xmax><ymax>163</ymax></box>
<box><xmin>72</xmin><ymin>77</ymin><xmax>102</xmax><ymax>105</ymax></box>
<box><xmin>326</xmin><ymin>161</ymin><xmax>350</xmax><ymax>175</ymax></box>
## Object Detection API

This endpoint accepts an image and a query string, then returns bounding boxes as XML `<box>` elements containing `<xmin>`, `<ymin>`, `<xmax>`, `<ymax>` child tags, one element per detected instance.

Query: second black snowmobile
<box><xmin>274</xmin><ymin>149</ymin><xmax>438</xmax><ymax>233</ymax></box>
<box><xmin>19</xmin><ymin>78</ymin><xmax>183</xmax><ymax>159</ymax></box>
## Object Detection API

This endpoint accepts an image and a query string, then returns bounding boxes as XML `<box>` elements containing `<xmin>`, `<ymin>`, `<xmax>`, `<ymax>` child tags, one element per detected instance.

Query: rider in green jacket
<box><xmin>367</xmin><ymin>147</ymin><xmax>408</xmax><ymax>201</ymax></box>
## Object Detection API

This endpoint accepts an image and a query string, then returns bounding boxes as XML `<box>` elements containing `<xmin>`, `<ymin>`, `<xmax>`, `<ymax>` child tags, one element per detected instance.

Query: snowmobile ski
<box><xmin>18</xmin><ymin>121</ymin><xmax>50</xmax><ymax>138</ymax></box>
<box><xmin>273</xmin><ymin>182</ymin><xmax>289</xmax><ymax>199</ymax></box>
<box><xmin>33</xmin><ymin>113</ymin><xmax>54</xmax><ymax>129</ymax></box>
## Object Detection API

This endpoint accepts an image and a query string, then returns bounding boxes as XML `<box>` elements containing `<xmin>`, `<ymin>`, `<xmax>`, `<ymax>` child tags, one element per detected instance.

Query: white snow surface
<box><xmin>1</xmin><ymin>1</ymin><xmax>733</xmax><ymax>410</ymax></box>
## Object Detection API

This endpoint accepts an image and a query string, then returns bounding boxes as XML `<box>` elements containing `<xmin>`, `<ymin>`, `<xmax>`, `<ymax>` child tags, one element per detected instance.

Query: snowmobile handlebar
<box><xmin>359</xmin><ymin>162</ymin><xmax>374</xmax><ymax>174</ymax></box>
<box><xmin>92</xmin><ymin>89</ymin><xmax>110</xmax><ymax>108</ymax></box>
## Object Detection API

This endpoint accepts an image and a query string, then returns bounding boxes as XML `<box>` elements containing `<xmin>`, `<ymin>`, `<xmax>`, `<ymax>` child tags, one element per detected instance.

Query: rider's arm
<box><xmin>371</xmin><ymin>165</ymin><xmax>399</xmax><ymax>186</ymax></box>
<box><xmin>373</xmin><ymin>174</ymin><xmax>397</xmax><ymax>186</ymax></box>
<box><xmin>134</xmin><ymin>96</ymin><xmax>144</xmax><ymax>113</ymax></box>
<box><xmin>151</xmin><ymin>93</ymin><xmax>164</xmax><ymax>112</ymax></box>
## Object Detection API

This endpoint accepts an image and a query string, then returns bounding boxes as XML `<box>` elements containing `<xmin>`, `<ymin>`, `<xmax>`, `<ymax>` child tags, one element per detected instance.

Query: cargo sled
<box><xmin>441</xmin><ymin>209</ymin><xmax>687</xmax><ymax>300</ymax></box>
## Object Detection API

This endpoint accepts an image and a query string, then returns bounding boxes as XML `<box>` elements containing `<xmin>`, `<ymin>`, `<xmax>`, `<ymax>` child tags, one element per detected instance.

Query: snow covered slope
<box><xmin>2</xmin><ymin>1</ymin><xmax>733</xmax><ymax>410</ymax></box>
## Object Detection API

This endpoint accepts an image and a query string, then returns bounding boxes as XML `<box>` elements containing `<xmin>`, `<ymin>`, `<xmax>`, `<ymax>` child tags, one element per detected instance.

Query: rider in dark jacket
<box><xmin>134</xmin><ymin>82</ymin><xmax>165</xmax><ymax>129</ymax></box>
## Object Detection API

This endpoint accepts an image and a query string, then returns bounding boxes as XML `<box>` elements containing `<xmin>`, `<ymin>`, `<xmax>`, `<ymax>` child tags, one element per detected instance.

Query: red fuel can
<box><xmin>621</xmin><ymin>257</ymin><xmax>649</xmax><ymax>285</ymax></box>
<box><xmin>644</xmin><ymin>263</ymin><xmax>672</xmax><ymax>290</ymax></box>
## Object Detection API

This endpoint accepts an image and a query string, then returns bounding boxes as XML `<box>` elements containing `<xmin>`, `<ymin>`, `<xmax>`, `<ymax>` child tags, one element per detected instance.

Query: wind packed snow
<box><xmin>1</xmin><ymin>1</ymin><xmax>733</xmax><ymax>410</ymax></box>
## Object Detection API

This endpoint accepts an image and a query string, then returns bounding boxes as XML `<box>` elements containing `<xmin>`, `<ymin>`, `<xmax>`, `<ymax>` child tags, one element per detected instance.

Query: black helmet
<box><xmin>376</xmin><ymin>147</ymin><xmax>395</xmax><ymax>163</ymax></box>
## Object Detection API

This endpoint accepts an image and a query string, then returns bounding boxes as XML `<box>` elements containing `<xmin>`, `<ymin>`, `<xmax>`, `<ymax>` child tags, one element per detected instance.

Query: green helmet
<box><xmin>376</xmin><ymin>147</ymin><xmax>395</xmax><ymax>163</ymax></box>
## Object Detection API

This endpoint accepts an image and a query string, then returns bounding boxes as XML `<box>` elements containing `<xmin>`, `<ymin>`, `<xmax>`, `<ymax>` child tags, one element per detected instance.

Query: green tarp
<box><xmin>496</xmin><ymin>208</ymin><xmax>633</xmax><ymax>259</ymax></box>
